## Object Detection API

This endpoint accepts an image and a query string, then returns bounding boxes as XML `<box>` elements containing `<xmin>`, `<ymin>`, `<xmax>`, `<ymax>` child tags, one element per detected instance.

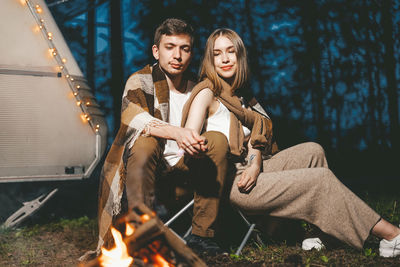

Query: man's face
<box><xmin>152</xmin><ymin>34</ymin><xmax>192</xmax><ymax>77</ymax></box>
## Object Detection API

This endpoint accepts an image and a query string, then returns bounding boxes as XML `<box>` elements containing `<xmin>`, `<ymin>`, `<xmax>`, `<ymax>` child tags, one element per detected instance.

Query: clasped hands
<box><xmin>175</xmin><ymin>128</ymin><xmax>208</xmax><ymax>157</ymax></box>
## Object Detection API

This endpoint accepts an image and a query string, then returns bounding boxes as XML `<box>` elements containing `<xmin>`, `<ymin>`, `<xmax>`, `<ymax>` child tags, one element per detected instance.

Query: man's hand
<box><xmin>237</xmin><ymin>164</ymin><xmax>260</xmax><ymax>193</ymax></box>
<box><xmin>174</xmin><ymin>127</ymin><xmax>208</xmax><ymax>156</ymax></box>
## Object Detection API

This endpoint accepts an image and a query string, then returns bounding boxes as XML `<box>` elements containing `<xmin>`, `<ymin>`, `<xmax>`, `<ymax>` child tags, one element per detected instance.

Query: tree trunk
<box><xmin>244</xmin><ymin>0</ymin><xmax>264</xmax><ymax>101</ymax></box>
<box><xmin>299</xmin><ymin>0</ymin><xmax>326</xmax><ymax>145</ymax></box>
<box><xmin>381</xmin><ymin>0</ymin><xmax>399</xmax><ymax>149</ymax></box>
<box><xmin>86</xmin><ymin>1</ymin><xmax>96</xmax><ymax>90</ymax></box>
<box><xmin>110</xmin><ymin>0</ymin><xmax>124</xmax><ymax>135</ymax></box>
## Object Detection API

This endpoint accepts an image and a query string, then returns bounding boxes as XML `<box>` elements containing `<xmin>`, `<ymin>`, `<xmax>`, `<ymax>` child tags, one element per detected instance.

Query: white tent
<box><xmin>0</xmin><ymin>0</ymin><xmax>107</xmax><ymax>183</ymax></box>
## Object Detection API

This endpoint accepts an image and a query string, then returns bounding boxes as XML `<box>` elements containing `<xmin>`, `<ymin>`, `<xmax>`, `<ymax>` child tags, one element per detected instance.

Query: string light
<box><xmin>35</xmin><ymin>4</ymin><xmax>42</xmax><ymax>13</ymax></box>
<box><xmin>49</xmin><ymin>48</ymin><xmax>57</xmax><ymax>56</ymax></box>
<box><xmin>23</xmin><ymin>0</ymin><xmax>100</xmax><ymax>133</ymax></box>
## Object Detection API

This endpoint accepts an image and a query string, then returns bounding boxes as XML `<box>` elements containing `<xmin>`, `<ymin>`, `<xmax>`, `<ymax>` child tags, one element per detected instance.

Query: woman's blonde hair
<box><xmin>199</xmin><ymin>28</ymin><xmax>249</xmax><ymax>95</ymax></box>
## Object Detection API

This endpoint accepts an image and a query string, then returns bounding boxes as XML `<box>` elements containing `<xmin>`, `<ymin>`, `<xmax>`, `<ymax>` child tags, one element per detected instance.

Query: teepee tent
<box><xmin>0</xmin><ymin>0</ymin><xmax>107</xmax><ymax>183</ymax></box>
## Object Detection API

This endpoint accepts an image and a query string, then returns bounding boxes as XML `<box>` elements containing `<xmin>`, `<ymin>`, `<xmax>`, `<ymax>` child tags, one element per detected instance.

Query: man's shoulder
<box><xmin>124</xmin><ymin>64</ymin><xmax>154</xmax><ymax>91</ymax></box>
<box><xmin>126</xmin><ymin>65</ymin><xmax>152</xmax><ymax>82</ymax></box>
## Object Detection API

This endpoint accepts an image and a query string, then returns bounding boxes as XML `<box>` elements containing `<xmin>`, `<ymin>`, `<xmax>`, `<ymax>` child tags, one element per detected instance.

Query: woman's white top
<box><xmin>205</xmin><ymin>100</ymin><xmax>231</xmax><ymax>142</ymax></box>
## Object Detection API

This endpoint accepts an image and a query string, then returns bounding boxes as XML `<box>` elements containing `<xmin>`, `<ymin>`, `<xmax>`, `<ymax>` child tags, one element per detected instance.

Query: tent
<box><xmin>0</xmin><ymin>0</ymin><xmax>107</xmax><ymax>225</ymax></box>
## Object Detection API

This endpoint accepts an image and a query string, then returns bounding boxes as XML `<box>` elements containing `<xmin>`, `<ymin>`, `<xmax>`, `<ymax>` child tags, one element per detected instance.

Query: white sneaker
<box><xmin>302</xmin><ymin>238</ymin><xmax>325</xmax><ymax>251</ymax></box>
<box><xmin>379</xmin><ymin>233</ymin><xmax>400</xmax><ymax>257</ymax></box>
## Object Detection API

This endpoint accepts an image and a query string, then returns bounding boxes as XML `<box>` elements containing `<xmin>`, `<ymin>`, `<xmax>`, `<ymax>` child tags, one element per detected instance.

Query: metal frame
<box><xmin>164</xmin><ymin>199</ymin><xmax>265</xmax><ymax>255</ymax></box>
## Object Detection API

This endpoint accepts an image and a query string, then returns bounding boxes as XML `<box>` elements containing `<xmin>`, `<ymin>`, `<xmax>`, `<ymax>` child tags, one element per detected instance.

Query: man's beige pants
<box><xmin>125</xmin><ymin>131</ymin><xmax>229</xmax><ymax>238</ymax></box>
<box><xmin>230</xmin><ymin>142</ymin><xmax>380</xmax><ymax>249</ymax></box>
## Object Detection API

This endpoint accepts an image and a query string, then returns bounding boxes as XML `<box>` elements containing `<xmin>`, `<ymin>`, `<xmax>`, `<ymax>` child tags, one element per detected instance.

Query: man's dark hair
<box><xmin>154</xmin><ymin>18</ymin><xmax>194</xmax><ymax>47</ymax></box>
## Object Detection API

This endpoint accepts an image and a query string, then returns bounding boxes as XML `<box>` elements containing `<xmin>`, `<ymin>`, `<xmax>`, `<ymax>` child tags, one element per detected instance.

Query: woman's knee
<box><xmin>202</xmin><ymin>131</ymin><xmax>229</xmax><ymax>155</ymax></box>
<box><xmin>302</xmin><ymin>142</ymin><xmax>327</xmax><ymax>168</ymax></box>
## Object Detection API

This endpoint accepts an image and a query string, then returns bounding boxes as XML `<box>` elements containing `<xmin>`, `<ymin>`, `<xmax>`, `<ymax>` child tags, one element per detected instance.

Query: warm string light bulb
<box><xmin>76</xmin><ymin>85</ymin><xmax>80</xmax><ymax>89</ymax></box>
<box><xmin>49</xmin><ymin>48</ymin><xmax>57</xmax><ymax>56</ymax></box>
<box><xmin>47</xmin><ymin>32</ymin><xmax>52</xmax><ymax>40</ymax></box>
<box><xmin>61</xmin><ymin>58</ymin><xmax>67</xmax><ymax>63</ymax></box>
<box><xmin>76</xmin><ymin>101</ymin><xmax>82</xmax><ymax>106</ymax></box>
<box><xmin>35</xmin><ymin>4</ymin><xmax>42</xmax><ymax>13</ymax></box>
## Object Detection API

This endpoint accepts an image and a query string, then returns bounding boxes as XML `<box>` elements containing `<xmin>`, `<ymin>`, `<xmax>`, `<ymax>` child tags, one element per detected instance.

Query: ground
<box><xmin>0</xmin><ymin>174</ymin><xmax>399</xmax><ymax>266</ymax></box>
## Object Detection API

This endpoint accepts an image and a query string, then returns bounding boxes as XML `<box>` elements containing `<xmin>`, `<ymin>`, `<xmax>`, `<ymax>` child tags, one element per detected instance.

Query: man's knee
<box><xmin>128</xmin><ymin>136</ymin><xmax>162</xmax><ymax>163</ymax></box>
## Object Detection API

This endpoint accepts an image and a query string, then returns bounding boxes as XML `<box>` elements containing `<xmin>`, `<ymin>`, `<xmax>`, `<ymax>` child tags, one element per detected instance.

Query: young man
<box><xmin>96</xmin><ymin>18</ymin><xmax>228</xmax><ymax>255</ymax></box>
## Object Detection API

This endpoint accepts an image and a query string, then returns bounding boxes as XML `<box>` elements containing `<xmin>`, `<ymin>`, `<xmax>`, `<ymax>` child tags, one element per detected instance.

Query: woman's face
<box><xmin>213</xmin><ymin>35</ymin><xmax>237</xmax><ymax>82</ymax></box>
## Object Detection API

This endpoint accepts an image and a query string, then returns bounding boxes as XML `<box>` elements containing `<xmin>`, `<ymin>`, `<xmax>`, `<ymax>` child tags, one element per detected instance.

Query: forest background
<box><xmin>49</xmin><ymin>0</ymin><xmax>400</xmax><ymax>187</ymax></box>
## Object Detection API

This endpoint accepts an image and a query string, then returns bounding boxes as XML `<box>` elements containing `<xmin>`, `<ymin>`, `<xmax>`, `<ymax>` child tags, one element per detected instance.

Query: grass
<box><xmin>0</xmin><ymin>188</ymin><xmax>399</xmax><ymax>266</ymax></box>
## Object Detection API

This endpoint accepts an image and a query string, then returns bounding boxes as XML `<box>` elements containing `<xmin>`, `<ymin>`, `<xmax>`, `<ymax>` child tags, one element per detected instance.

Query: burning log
<box><xmin>81</xmin><ymin>203</ymin><xmax>207</xmax><ymax>267</ymax></box>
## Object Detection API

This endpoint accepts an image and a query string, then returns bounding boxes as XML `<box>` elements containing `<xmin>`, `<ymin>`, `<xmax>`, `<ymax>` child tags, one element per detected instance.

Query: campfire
<box><xmin>81</xmin><ymin>204</ymin><xmax>206</xmax><ymax>267</ymax></box>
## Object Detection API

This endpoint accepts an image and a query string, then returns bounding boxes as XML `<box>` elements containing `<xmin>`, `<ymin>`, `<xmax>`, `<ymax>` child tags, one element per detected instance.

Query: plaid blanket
<box><xmin>85</xmin><ymin>63</ymin><xmax>170</xmax><ymax>258</ymax></box>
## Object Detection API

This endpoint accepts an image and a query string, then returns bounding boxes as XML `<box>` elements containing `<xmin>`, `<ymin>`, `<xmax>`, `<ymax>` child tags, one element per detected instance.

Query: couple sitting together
<box><xmin>95</xmin><ymin>18</ymin><xmax>400</xmax><ymax>257</ymax></box>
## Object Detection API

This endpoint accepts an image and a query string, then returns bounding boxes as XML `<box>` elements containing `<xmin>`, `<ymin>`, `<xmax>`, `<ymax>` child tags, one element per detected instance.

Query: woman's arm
<box><xmin>185</xmin><ymin>88</ymin><xmax>215</xmax><ymax>133</ymax></box>
<box><xmin>237</xmin><ymin>139</ymin><xmax>262</xmax><ymax>193</ymax></box>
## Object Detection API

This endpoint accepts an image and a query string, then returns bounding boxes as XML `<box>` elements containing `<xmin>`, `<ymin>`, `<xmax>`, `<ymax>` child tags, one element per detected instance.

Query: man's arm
<box><xmin>145</xmin><ymin>123</ymin><xmax>207</xmax><ymax>156</ymax></box>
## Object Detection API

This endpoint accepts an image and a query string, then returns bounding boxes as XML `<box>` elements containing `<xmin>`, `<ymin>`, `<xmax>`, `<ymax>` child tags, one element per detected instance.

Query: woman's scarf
<box><xmin>181</xmin><ymin>78</ymin><xmax>278</xmax><ymax>159</ymax></box>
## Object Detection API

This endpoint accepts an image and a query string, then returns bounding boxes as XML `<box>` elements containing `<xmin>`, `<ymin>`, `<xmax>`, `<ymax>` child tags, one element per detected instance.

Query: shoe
<box><xmin>302</xmin><ymin>238</ymin><xmax>325</xmax><ymax>251</ymax></box>
<box><xmin>184</xmin><ymin>234</ymin><xmax>227</xmax><ymax>255</ymax></box>
<box><xmin>379</xmin><ymin>233</ymin><xmax>400</xmax><ymax>257</ymax></box>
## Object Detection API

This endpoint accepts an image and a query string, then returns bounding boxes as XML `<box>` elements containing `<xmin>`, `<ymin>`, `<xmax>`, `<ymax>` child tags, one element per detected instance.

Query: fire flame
<box><xmin>99</xmin><ymin>227</ymin><xmax>133</xmax><ymax>267</ymax></box>
<box><xmin>125</xmin><ymin>223</ymin><xmax>135</xmax><ymax>236</ymax></box>
<box><xmin>99</xmin><ymin>223</ymin><xmax>174</xmax><ymax>267</ymax></box>
<box><xmin>152</xmin><ymin>253</ymin><xmax>172</xmax><ymax>267</ymax></box>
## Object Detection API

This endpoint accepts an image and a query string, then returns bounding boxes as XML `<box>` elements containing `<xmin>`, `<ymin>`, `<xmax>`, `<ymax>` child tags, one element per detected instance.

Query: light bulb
<box><xmin>61</xmin><ymin>58</ymin><xmax>67</xmax><ymax>63</ymax></box>
<box><xmin>73</xmin><ymin>92</ymin><xmax>78</xmax><ymax>96</ymax></box>
<box><xmin>76</xmin><ymin>101</ymin><xmax>81</xmax><ymax>106</ymax></box>
<box><xmin>70</xmin><ymin>77</ymin><xmax>74</xmax><ymax>81</ymax></box>
<box><xmin>35</xmin><ymin>5</ymin><xmax>42</xmax><ymax>13</ymax></box>
<box><xmin>86</xmin><ymin>101</ymin><xmax>90</xmax><ymax>106</ymax></box>
<box><xmin>76</xmin><ymin>85</ymin><xmax>81</xmax><ymax>89</ymax></box>
<box><xmin>47</xmin><ymin>32</ymin><xmax>52</xmax><ymax>40</ymax></box>
<box><xmin>65</xmin><ymin>74</ymin><xmax>70</xmax><ymax>78</ymax></box>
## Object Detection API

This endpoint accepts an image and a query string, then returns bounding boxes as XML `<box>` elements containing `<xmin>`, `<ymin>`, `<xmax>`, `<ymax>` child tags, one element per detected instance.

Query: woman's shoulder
<box><xmin>193</xmin><ymin>78</ymin><xmax>214</xmax><ymax>91</ymax></box>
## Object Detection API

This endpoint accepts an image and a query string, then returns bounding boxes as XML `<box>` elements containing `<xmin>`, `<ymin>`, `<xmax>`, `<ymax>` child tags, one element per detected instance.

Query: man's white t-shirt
<box><xmin>163</xmin><ymin>82</ymin><xmax>194</xmax><ymax>167</ymax></box>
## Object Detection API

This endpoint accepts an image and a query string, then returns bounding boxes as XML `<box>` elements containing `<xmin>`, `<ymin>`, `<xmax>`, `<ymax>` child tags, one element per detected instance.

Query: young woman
<box><xmin>181</xmin><ymin>28</ymin><xmax>400</xmax><ymax>257</ymax></box>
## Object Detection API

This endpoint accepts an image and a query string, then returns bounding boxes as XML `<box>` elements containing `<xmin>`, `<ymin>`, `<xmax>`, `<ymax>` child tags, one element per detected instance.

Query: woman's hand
<box><xmin>237</xmin><ymin>164</ymin><xmax>260</xmax><ymax>193</ymax></box>
<box><xmin>174</xmin><ymin>127</ymin><xmax>208</xmax><ymax>156</ymax></box>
